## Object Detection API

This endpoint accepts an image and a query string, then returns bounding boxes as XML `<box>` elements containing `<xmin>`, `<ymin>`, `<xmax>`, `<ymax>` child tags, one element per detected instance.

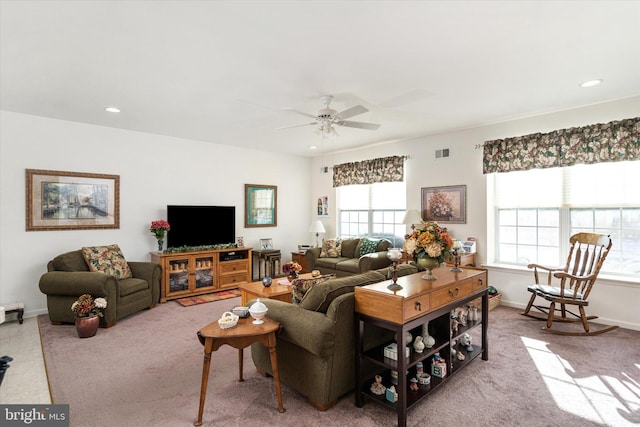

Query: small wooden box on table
<box><xmin>354</xmin><ymin>267</ymin><xmax>488</xmax><ymax>427</ymax></box>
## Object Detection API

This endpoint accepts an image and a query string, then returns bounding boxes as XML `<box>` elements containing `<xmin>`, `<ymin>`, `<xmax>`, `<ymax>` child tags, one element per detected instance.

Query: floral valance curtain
<box><xmin>333</xmin><ymin>155</ymin><xmax>406</xmax><ymax>187</ymax></box>
<box><xmin>483</xmin><ymin>117</ymin><xmax>640</xmax><ymax>174</ymax></box>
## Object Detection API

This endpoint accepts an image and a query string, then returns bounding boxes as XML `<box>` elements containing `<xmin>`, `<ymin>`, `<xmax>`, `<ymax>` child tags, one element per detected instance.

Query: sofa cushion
<box><xmin>291</xmin><ymin>274</ymin><xmax>334</xmax><ymax>305</ymax></box>
<box><xmin>314</xmin><ymin>257</ymin><xmax>349</xmax><ymax>270</ymax></box>
<box><xmin>377</xmin><ymin>239</ymin><xmax>393</xmax><ymax>252</ymax></box>
<box><xmin>119</xmin><ymin>278</ymin><xmax>149</xmax><ymax>297</ymax></box>
<box><xmin>299</xmin><ymin>270</ymin><xmax>386</xmax><ymax>313</ymax></box>
<box><xmin>359</xmin><ymin>237</ymin><xmax>381</xmax><ymax>256</ymax></box>
<box><xmin>81</xmin><ymin>244</ymin><xmax>132</xmax><ymax>279</ymax></box>
<box><xmin>52</xmin><ymin>250</ymin><xmax>90</xmax><ymax>272</ymax></box>
<box><xmin>340</xmin><ymin>238</ymin><xmax>360</xmax><ymax>259</ymax></box>
<box><xmin>334</xmin><ymin>258</ymin><xmax>360</xmax><ymax>274</ymax></box>
<box><xmin>320</xmin><ymin>239</ymin><xmax>342</xmax><ymax>258</ymax></box>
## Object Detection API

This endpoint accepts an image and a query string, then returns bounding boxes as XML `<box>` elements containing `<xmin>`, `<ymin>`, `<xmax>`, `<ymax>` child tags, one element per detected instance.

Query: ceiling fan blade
<box><xmin>335</xmin><ymin>105</ymin><xmax>368</xmax><ymax>120</ymax></box>
<box><xmin>338</xmin><ymin>120</ymin><xmax>380</xmax><ymax>130</ymax></box>
<box><xmin>276</xmin><ymin>122</ymin><xmax>318</xmax><ymax>130</ymax></box>
<box><xmin>283</xmin><ymin>107</ymin><xmax>318</xmax><ymax>120</ymax></box>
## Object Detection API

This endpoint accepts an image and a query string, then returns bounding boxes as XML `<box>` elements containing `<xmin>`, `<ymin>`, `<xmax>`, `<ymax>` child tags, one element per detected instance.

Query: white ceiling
<box><xmin>2</xmin><ymin>1</ymin><xmax>640</xmax><ymax>157</ymax></box>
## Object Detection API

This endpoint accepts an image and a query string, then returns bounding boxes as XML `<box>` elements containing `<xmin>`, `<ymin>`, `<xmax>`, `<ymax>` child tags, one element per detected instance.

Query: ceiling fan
<box><xmin>278</xmin><ymin>95</ymin><xmax>380</xmax><ymax>136</ymax></box>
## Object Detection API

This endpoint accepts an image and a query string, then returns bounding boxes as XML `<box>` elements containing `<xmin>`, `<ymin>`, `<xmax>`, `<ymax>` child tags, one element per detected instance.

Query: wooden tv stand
<box><xmin>354</xmin><ymin>267</ymin><xmax>488</xmax><ymax>427</ymax></box>
<box><xmin>151</xmin><ymin>248</ymin><xmax>252</xmax><ymax>303</ymax></box>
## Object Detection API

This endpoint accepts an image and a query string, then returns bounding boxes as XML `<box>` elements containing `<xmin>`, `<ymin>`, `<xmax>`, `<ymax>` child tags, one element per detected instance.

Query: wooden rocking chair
<box><xmin>522</xmin><ymin>232</ymin><xmax>618</xmax><ymax>336</ymax></box>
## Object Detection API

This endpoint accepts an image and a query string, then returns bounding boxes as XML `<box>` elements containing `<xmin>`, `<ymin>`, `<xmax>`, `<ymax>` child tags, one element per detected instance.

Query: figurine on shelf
<box><xmin>370</xmin><ymin>375</ymin><xmax>386</xmax><ymax>395</ymax></box>
<box><xmin>472</xmin><ymin>305</ymin><xmax>479</xmax><ymax>322</ymax></box>
<box><xmin>385</xmin><ymin>385</ymin><xmax>398</xmax><ymax>403</ymax></box>
<box><xmin>421</xmin><ymin>321</ymin><xmax>435</xmax><ymax>348</ymax></box>
<box><xmin>451</xmin><ymin>318</ymin><xmax>459</xmax><ymax>336</ymax></box>
<box><xmin>413</xmin><ymin>335</ymin><xmax>425</xmax><ymax>353</ymax></box>
<box><xmin>460</xmin><ymin>333</ymin><xmax>473</xmax><ymax>352</ymax></box>
<box><xmin>458</xmin><ymin>309</ymin><xmax>467</xmax><ymax>326</ymax></box>
<box><xmin>456</xmin><ymin>351</ymin><xmax>466</xmax><ymax>361</ymax></box>
<box><xmin>409</xmin><ymin>377</ymin><xmax>419</xmax><ymax>391</ymax></box>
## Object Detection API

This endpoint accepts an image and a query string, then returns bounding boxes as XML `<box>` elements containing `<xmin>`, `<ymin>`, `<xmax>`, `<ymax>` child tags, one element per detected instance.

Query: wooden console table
<box><xmin>354</xmin><ymin>267</ymin><xmax>488</xmax><ymax>427</ymax></box>
<box><xmin>195</xmin><ymin>317</ymin><xmax>285</xmax><ymax>426</ymax></box>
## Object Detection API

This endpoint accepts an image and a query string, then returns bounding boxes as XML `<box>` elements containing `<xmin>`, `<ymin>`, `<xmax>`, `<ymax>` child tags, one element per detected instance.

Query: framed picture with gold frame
<box><xmin>26</xmin><ymin>169</ymin><xmax>120</xmax><ymax>231</ymax></box>
<box><xmin>244</xmin><ymin>184</ymin><xmax>277</xmax><ymax>227</ymax></box>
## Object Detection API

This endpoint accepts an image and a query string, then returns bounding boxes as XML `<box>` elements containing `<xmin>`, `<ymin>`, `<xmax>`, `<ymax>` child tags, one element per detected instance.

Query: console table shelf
<box><xmin>354</xmin><ymin>267</ymin><xmax>488</xmax><ymax>427</ymax></box>
<box><xmin>151</xmin><ymin>248</ymin><xmax>252</xmax><ymax>303</ymax></box>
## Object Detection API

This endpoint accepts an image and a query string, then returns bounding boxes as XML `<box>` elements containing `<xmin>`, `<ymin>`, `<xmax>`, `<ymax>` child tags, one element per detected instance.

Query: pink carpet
<box><xmin>38</xmin><ymin>298</ymin><xmax>640</xmax><ymax>426</ymax></box>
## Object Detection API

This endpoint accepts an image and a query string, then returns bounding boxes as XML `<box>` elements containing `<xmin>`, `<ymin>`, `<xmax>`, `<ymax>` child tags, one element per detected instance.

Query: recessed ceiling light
<box><xmin>309</xmin><ymin>145</ymin><xmax>317</xmax><ymax>150</ymax></box>
<box><xmin>105</xmin><ymin>106</ymin><xmax>121</xmax><ymax>113</ymax></box>
<box><xmin>579</xmin><ymin>79</ymin><xmax>603</xmax><ymax>88</ymax></box>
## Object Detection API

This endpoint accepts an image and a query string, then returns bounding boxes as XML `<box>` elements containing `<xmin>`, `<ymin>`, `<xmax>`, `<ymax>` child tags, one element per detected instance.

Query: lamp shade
<box><xmin>402</xmin><ymin>209</ymin><xmax>423</xmax><ymax>226</ymax></box>
<box><xmin>309</xmin><ymin>220</ymin><xmax>326</xmax><ymax>234</ymax></box>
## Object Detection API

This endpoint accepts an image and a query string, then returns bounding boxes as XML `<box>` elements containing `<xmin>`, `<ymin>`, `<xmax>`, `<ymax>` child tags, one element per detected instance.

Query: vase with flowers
<box><xmin>149</xmin><ymin>220</ymin><xmax>171</xmax><ymax>251</ymax></box>
<box><xmin>71</xmin><ymin>294</ymin><xmax>107</xmax><ymax>338</ymax></box>
<box><xmin>283</xmin><ymin>261</ymin><xmax>302</xmax><ymax>282</ymax></box>
<box><xmin>403</xmin><ymin>221</ymin><xmax>453</xmax><ymax>280</ymax></box>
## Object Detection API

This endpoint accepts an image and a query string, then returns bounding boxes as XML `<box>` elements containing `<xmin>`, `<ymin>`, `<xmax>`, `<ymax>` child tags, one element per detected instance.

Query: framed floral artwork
<box><xmin>421</xmin><ymin>185</ymin><xmax>466</xmax><ymax>224</ymax></box>
<box><xmin>26</xmin><ymin>169</ymin><xmax>120</xmax><ymax>231</ymax></box>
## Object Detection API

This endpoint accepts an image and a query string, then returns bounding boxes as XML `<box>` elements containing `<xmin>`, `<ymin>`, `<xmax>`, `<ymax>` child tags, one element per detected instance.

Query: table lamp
<box><xmin>402</xmin><ymin>209</ymin><xmax>423</xmax><ymax>231</ymax></box>
<box><xmin>309</xmin><ymin>220</ymin><xmax>326</xmax><ymax>248</ymax></box>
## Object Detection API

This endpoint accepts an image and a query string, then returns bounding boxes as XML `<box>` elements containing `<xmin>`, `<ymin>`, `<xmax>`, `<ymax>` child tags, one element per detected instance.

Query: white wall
<box><xmin>310</xmin><ymin>96</ymin><xmax>640</xmax><ymax>330</ymax></box>
<box><xmin>0</xmin><ymin>111</ymin><xmax>312</xmax><ymax>318</ymax></box>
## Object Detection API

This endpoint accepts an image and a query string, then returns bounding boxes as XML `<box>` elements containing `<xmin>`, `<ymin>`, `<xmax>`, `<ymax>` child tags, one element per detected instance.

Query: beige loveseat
<box><xmin>250</xmin><ymin>263</ymin><xmax>417</xmax><ymax>410</ymax></box>
<box><xmin>304</xmin><ymin>237</ymin><xmax>394</xmax><ymax>277</ymax></box>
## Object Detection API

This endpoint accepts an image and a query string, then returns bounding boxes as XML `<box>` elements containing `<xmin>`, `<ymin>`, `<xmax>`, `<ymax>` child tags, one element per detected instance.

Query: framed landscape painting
<box><xmin>421</xmin><ymin>185</ymin><xmax>466</xmax><ymax>224</ymax></box>
<box><xmin>245</xmin><ymin>184</ymin><xmax>277</xmax><ymax>227</ymax></box>
<box><xmin>26</xmin><ymin>169</ymin><xmax>120</xmax><ymax>231</ymax></box>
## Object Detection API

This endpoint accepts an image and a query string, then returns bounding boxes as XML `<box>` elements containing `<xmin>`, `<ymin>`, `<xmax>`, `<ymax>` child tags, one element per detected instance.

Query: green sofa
<box><xmin>250</xmin><ymin>263</ymin><xmax>417</xmax><ymax>410</ymax></box>
<box><xmin>304</xmin><ymin>237</ymin><xmax>394</xmax><ymax>277</ymax></box>
<box><xmin>39</xmin><ymin>249</ymin><xmax>161</xmax><ymax>327</ymax></box>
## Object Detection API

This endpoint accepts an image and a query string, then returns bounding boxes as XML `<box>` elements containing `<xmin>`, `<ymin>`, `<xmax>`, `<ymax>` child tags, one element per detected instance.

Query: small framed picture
<box><xmin>259</xmin><ymin>238</ymin><xmax>273</xmax><ymax>250</ymax></box>
<box><xmin>236</xmin><ymin>237</ymin><xmax>244</xmax><ymax>248</ymax></box>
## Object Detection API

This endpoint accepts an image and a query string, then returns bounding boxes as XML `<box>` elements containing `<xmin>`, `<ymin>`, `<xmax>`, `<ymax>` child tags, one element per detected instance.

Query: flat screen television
<box><xmin>166</xmin><ymin>205</ymin><xmax>235</xmax><ymax>248</ymax></box>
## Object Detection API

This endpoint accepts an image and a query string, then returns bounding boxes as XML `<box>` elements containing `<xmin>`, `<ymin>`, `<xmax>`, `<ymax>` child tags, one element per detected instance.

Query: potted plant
<box><xmin>71</xmin><ymin>294</ymin><xmax>107</xmax><ymax>338</ymax></box>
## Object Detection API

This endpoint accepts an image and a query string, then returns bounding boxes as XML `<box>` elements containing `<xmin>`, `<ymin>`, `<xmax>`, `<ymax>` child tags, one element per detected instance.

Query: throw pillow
<box><xmin>359</xmin><ymin>237</ymin><xmax>381</xmax><ymax>256</ymax></box>
<box><xmin>319</xmin><ymin>239</ymin><xmax>342</xmax><ymax>258</ymax></box>
<box><xmin>291</xmin><ymin>274</ymin><xmax>334</xmax><ymax>305</ymax></box>
<box><xmin>81</xmin><ymin>244</ymin><xmax>132</xmax><ymax>279</ymax></box>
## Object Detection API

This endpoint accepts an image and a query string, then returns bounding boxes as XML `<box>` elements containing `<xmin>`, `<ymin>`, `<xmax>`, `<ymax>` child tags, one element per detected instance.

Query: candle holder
<box><xmin>450</xmin><ymin>240</ymin><xmax>463</xmax><ymax>273</ymax></box>
<box><xmin>387</xmin><ymin>248</ymin><xmax>403</xmax><ymax>291</ymax></box>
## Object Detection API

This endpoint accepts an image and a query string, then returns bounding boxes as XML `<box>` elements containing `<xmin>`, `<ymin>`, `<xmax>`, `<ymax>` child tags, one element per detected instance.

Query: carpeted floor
<box><xmin>38</xmin><ymin>298</ymin><xmax>640</xmax><ymax>427</ymax></box>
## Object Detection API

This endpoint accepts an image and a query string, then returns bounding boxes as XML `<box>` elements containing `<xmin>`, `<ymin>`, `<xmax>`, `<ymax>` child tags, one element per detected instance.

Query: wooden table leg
<box><xmin>195</xmin><ymin>339</ymin><xmax>213</xmax><ymax>426</ymax></box>
<box><xmin>267</xmin><ymin>333</ymin><xmax>286</xmax><ymax>413</ymax></box>
<box><xmin>238</xmin><ymin>348</ymin><xmax>244</xmax><ymax>382</ymax></box>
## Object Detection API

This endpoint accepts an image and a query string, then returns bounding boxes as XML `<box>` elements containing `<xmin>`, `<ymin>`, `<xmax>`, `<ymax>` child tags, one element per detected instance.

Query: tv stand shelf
<box><xmin>151</xmin><ymin>248</ymin><xmax>252</xmax><ymax>303</ymax></box>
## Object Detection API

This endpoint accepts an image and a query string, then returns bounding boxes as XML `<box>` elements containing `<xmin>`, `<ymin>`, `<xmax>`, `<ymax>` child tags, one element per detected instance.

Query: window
<box><xmin>337</xmin><ymin>182</ymin><xmax>406</xmax><ymax>247</ymax></box>
<box><xmin>491</xmin><ymin>161</ymin><xmax>640</xmax><ymax>277</ymax></box>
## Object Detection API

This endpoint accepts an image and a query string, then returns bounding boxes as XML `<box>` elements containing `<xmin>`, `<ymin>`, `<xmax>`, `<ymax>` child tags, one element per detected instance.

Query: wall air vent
<box><xmin>435</xmin><ymin>148</ymin><xmax>450</xmax><ymax>159</ymax></box>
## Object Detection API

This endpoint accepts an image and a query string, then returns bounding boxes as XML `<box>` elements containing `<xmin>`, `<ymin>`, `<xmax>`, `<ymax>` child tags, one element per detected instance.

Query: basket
<box><xmin>218</xmin><ymin>311</ymin><xmax>239</xmax><ymax>329</ymax></box>
<box><xmin>469</xmin><ymin>293</ymin><xmax>502</xmax><ymax>311</ymax></box>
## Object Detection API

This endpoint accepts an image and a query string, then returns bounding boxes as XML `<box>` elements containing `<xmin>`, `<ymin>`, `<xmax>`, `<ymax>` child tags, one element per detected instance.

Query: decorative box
<box><xmin>431</xmin><ymin>361</ymin><xmax>447</xmax><ymax>378</ymax></box>
<box><xmin>384</xmin><ymin>343</ymin><xmax>410</xmax><ymax>360</ymax></box>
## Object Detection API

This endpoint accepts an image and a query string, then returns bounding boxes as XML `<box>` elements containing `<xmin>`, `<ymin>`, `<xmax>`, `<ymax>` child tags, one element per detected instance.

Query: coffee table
<box><xmin>194</xmin><ymin>316</ymin><xmax>285</xmax><ymax>426</ymax></box>
<box><xmin>239</xmin><ymin>273</ymin><xmax>314</xmax><ymax>305</ymax></box>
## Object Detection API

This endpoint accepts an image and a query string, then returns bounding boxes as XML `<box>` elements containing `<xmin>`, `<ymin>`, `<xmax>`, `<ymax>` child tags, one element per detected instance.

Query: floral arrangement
<box><xmin>282</xmin><ymin>261</ymin><xmax>302</xmax><ymax>274</ymax></box>
<box><xmin>428</xmin><ymin>192</ymin><xmax>455</xmax><ymax>219</ymax></box>
<box><xmin>149</xmin><ymin>219</ymin><xmax>170</xmax><ymax>250</ymax></box>
<box><xmin>403</xmin><ymin>221</ymin><xmax>454</xmax><ymax>264</ymax></box>
<box><xmin>71</xmin><ymin>294</ymin><xmax>107</xmax><ymax>318</ymax></box>
<box><xmin>149</xmin><ymin>219</ymin><xmax>171</xmax><ymax>238</ymax></box>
